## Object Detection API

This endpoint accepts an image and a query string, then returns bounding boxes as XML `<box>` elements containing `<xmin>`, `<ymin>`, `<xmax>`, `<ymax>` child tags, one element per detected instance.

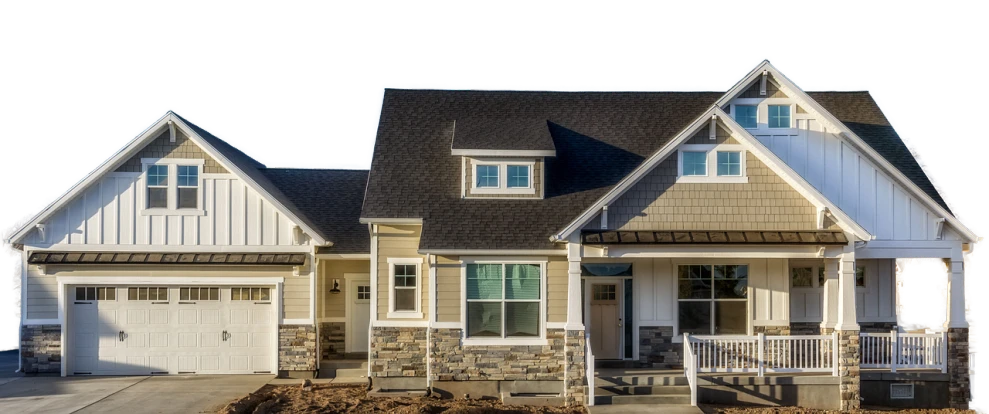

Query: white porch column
<box><xmin>834</xmin><ymin>248</ymin><xmax>859</xmax><ymax>331</ymax></box>
<box><xmin>944</xmin><ymin>254</ymin><xmax>967</xmax><ymax>329</ymax></box>
<box><xmin>565</xmin><ymin>240</ymin><xmax>584</xmax><ymax>331</ymax></box>
<box><xmin>820</xmin><ymin>257</ymin><xmax>839</xmax><ymax>331</ymax></box>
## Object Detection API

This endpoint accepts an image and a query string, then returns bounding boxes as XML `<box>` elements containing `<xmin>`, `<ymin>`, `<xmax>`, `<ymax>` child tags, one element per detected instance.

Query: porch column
<box><xmin>835</xmin><ymin>247</ymin><xmax>860</xmax><ymax>411</ymax></box>
<box><xmin>819</xmin><ymin>258</ymin><xmax>839</xmax><ymax>333</ymax></box>
<box><xmin>944</xmin><ymin>254</ymin><xmax>970</xmax><ymax>409</ymax></box>
<box><xmin>563</xmin><ymin>240</ymin><xmax>586</xmax><ymax>406</ymax></box>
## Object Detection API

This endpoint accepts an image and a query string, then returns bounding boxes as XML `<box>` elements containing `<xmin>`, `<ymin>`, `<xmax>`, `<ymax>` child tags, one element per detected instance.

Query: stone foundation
<box><xmin>319</xmin><ymin>322</ymin><xmax>345</xmax><ymax>360</ymax></box>
<box><xmin>564</xmin><ymin>330</ymin><xmax>586</xmax><ymax>406</ymax></box>
<box><xmin>752</xmin><ymin>325</ymin><xmax>791</xmax><ymax>335</ymax></box>
<box><xmin>947</xmin><ymin>327</ymin><xmax>970</xmax><ymax>409</ymax></box>
<box><xmin>639</xmin><ymin>326</ymin><xmax>679</xmax><ymax>367</ymax></box>
<box><xmin>837</xmin><ymin>330</ymin><xmax>860</xmax><ymax>411</ymax></box>
<box><xmin>20</xmin><ymin>324</ymin><xmax>61</xmax><ymax>374</ymax></box>
<box><xmin>370</xmin><ymin>326</ymin><xmax>427</xmax><ymax>378</ymax></box>
<box><xmin>789</xmin><ymin>322</ymin><xmax>822</xmax><ymax>335</ymax></box>
<box><xmin>429</xmin><ymin>328</ymin><xmax>565</xmax><ymax>381</ymax></box>
<box><xmin>858</xmin><ymin>322</ymin><xmax>897</xmax><ymax>333</ymax></box>
<box><xmin>278</xmin><ymin>324</ymin><xmax>317</xmax><ymax>373</ymax></box>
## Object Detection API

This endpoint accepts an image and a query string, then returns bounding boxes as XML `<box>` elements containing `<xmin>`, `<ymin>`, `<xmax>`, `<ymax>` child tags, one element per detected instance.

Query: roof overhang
<box><xmin>418</xmin><ymin>249</ymin><xmax>567</xmax><ymax>256</ymax></box>
<box><xmin>581</xmin><ymin>230</ymin><xmax>849</xmax><ymax>246</ymax></box>
<box><xmin>28</xmin><ymin>252</ymin><xmax>307</xmax><ymax>266</ymax></box>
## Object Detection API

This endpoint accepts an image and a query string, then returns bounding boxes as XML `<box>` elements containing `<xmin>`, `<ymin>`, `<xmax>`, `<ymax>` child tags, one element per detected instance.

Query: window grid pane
<box><xmin>768</xmin><ymin>105</ymin><xmax>791</xmax><ymax>128</ymax></box>
<box><xmin>466</xmin><ymin>263</ymin><xmax>541</xmax><ymax>339</ymax></box>
<box><xmin>735</xmin><ymin>105</ymin><xmax>757</xmax><ymax>128</ymax></box>
<box><xmin>682</xmin><ymin>152</ymin><xmax>707</xmax><ymax>176</ymax></box>
<box><xmin>147</xmin><ymin>165</ymin><xmax>168</xmax><ymax>187</ymax></box>
<box><xmin>716</xmin><ymin>151</ymin><xmax>741</xmax><ymax>176</ymax></box>
<box><xmin>507</xmin><ymin>165</ymin><xmax>530</xmax><ymax>188</ymax></box>
<box><xmin>177</xmin><ymin>166</ymin><xmax>199</xmax><ymax>187</ymax></box>
<box><xmin>791</xmin><ymin>267</ymin><xmax>813</xmax><ymax>287</ymax></box>
<box><xmin>677</xmin><ymin>264</ymin><xmax>749</xmax><ymax>335</ymax></box>
<box><xmin>476</xmin><ymin>165</ymin><xmax>499</xmax><ymax>188</ymax></box>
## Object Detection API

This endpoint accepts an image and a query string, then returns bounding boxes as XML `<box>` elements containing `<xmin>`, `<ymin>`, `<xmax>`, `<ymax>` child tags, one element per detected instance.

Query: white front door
<box><xmin>69</xmin><ymin>284</ymin><xmax>275</xmax><ymax>375</ymax></box>
<box><xmin>589</xmin><ymin>282</ymin><xmax>622</xmax><ymax>360</ymax></box>
<box><xmin>348</xmin><ymin>277</ymin><xmax>371</xmax><ymax>353</ymax></box>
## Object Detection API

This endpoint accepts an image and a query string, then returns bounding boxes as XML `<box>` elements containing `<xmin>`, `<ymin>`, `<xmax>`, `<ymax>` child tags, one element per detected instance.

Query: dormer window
<box><xmin>469</xmin><ymin>159</ymin><xmax>536</xmax><ymax>195</ymax></box>
<box><xmin>141</xmin><ymin>158</ymin><xmax>205</xmax><ymax>215</ymax></box>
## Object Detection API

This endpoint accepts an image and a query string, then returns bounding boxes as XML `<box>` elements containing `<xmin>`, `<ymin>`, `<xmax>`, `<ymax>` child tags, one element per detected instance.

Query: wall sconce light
<box><xmin>330</xmin><ymin>279</ymin><xmax>341</xmax><ymax>294</ymax></box>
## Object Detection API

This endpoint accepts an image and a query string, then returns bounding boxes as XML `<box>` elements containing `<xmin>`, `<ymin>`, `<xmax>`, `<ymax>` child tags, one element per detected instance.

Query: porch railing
<box><xmin>682</xmin><ymin>334</ymin><xmax>699</xmax><ymax>406</ymax></box>
<box><xmin>684</xmin><ymin>332</ymin><xmax>838</xmax><ymax>376</ymax></box>
<box><xmin>860</xmin><ymin>331</ymin><xmax>947</xmax><ymax>372</ymax></box>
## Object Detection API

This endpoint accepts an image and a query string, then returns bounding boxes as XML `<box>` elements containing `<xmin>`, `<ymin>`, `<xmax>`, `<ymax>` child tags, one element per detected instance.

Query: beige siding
<box><xmin>375</xmin><ymin>224</ymin><xmax>428</xmax><ymax>321</ymax></box>
<box><xmin>546</xmin><ymin>257</ymin><xmax>568</xmax><ymax>323</ymax></box>
<box><xmin>435</xmin><ymin>255</ymin><xmax>462</xmax><ymax>323</ymax></box>
<box><xmin>116</xmin><ymin>129</ymin><xmax>228</xmax><ymax>173</ymax></box>
<box><xmin>25</xmin><ymin>264</ymin><xmax>308</xmax><ymax>320</ymax></box>
<box><xmin>610</xmin><ymin>152</ymin><xmax>819</xmax><ymax>231</ymax></box>
<box><xmin>318</xmin><ymin>259</ymin><xmax>370</xmax><ymax>319</ymax></box>
<box><xmin>464</xmin><ymin>157</ymin><xmax>543</xmax><ymax>199</ymax></box>
<box><xmin>738</xmin><ymin>76</ymin><xmax>788</xmax><ymax>99</ymax></box>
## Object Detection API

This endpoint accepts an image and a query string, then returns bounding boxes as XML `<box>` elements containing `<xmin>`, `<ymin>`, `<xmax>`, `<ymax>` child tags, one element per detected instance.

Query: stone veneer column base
<box><xmin>837</xmin><ymin>330</ymin><xmax>861</xmax><ymax>411</ymax></box>
<box><xmin>319</xmin><ymin>322</ymin><xmax>345</xmax><ymax>360</ymax></box>
<box><xmin>564</xmin><ymin>330</ymin><xmax>586</xmax><ymax>406</ymax></box>
<box><xmin>278</xmin><ymin>324</ymin><xmax>316</xmax><ymax>376</ymax></box>
<box><xmin>639</xmin><ymin>326</ymin><xmax>679</xmax><ymax>367</ymax></box>
<box><xmin>21</xmin><ymin>325</ymin><xmax>61</xmax><ymax>374</ymax></box>
<box><xmin>752</xmin><ymin>325</ymin><xmax>791</xmax><ymax>335</ymax></box>
<box><xmin>947</xmin><ymin>327</ymin><xmax>970</xmax><ymax>409</ymax></box>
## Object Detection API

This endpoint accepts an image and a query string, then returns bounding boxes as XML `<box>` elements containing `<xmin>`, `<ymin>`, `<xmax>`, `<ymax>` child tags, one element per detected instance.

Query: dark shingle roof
<box><xmin>260</xmin><ymin>169</ymin><xmax>370</xmax><ymax>253</ymax></box>
<box><xmin>362</xmin><ymin>89</ymin><xmax>950</xmax><ymax>250</ymax></box>
<box><xmin>806</xmin><ymin>92</ymin><xmax>950</xmax><ymax>213</ymax></box>
<box><xmin>451</xmin><ymin>118</ymin><xmax>556</xmax><ymax>152</ymax></box>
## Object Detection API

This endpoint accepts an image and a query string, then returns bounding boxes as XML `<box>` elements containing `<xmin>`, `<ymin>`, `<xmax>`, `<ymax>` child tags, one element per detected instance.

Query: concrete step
<box><xmin>335</xmin><ymin>367</ymin><xmax>368</xmax><ymax>378</ymax></box>
<box><xmin>318</xmin><ymin>360</ymin><xmax>367</xmax><ymax>379</ymax></box>
<box><xmin>501</xmin><ymin>393</ymin><xmax>564</xmax><ymax>406</ymax></box>
<box><xmin>594</xmin><ymin>394</ymin><xmax>692</xmax><ymax>405</ymax></box>
<box><xmin>595</xmin><ymin>375</ymin><xmax>688</xmax><ymax>387</ymax></box>
<box><xmin>595</xmin><ymin>385</ymin><xmax>691</xmax><ymax>396</ymax></box>
<box><xmin>367</xmin><ymin>387</ymin><xmax>428</xmax><ymax>398</ymax></box>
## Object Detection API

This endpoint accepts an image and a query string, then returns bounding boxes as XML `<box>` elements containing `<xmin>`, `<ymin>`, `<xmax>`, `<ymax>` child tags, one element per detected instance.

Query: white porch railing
<box><xmin>685</xmin><ymin>332</ymin><xmax>838</xmax><ymax>376</ymax></box>
<box><xmin>683</xmin><ymin>334</ymin><xmax>699</xmax><ymax>406</ymax></box>
<box><xmin>860</xmin><ymin>331</ymin><xmax>947</xmax><ymax>372</ymax></box>
<box><xmin>585</xmin><ymin>331</ymin><xmax>594</xmax><ymax>406</ymax></box>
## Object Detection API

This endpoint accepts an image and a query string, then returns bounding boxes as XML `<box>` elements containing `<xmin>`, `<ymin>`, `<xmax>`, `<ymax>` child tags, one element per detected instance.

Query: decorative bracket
<box><xmin>935</xmin><ymin>218</ymin><xmax>946</xmax><ymax>240</ymax></box>
<box><xmin>167</xmin><ymin>120</ymin><xmax>176</xmax><ymax>143</ymax></box>
<box><xmin>37</xmin><ymin>264</ymin><xmax>47</xmax><ymax>276</ymax></box>
<box><xmin>817</xmin><ymin>207</ymin><xmax>831</xmax><ymax>230</ymax></box>
<box><xmin>709</xmin><ymin>115</ymin><xmax>718</xmax><ymax>140</ymax></box>
<box><xmin>34</xmin><ymin>223</ymin><xmax>46</xmax><ymax>243</ymax></box>
<box><xmin>760</xmin><ymin>70</ymin><xmax>768</xmax><ymax>96</ymax></box>
<box><xmin>600</xmin><ymin>205</ymin><xmax>609</xmax><ymax>229</ymax></box>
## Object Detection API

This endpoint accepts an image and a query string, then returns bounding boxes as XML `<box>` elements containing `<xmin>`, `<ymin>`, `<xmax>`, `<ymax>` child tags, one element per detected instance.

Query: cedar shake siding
<box><xmin>116</xmin><ymin>128</ymin><xmax>228</xmax><ymax>173</ymax></box>
<box><xmin>738</xmin><ymin>76</ymin><xmax>789</xmax><ymax>99</ymax></box>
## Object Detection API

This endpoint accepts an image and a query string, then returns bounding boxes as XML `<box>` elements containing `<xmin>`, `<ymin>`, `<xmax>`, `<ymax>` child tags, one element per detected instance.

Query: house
<box><xmin>7</xmin><ymin>61</ymin><xmax>973</xmax><ymax>410</ymax></box>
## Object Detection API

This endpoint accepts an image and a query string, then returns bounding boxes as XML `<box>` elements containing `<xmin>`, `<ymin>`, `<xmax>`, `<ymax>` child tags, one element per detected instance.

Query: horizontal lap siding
<box><xmin>546</xmin><ymin>258</ymin><xmax>568</xmax><ymax>323</ymax></box>
<box><xmin>435</xmin><ymin>256</ymin><xmax>462</xmax><ymax>323</ymax></box>
<box><xmin>319</xmin><ymin>260</ymin><xmax>370</xmax><ymax>319</ymax></box>
<box><xmin>376</xmin><ymin>225</ymin><xmax>427</xmax><ymax>321</ymax></box>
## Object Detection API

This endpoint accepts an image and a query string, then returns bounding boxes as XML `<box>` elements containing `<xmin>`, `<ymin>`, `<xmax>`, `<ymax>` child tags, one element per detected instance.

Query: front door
<box><xmin>348</xmin><ymin>277</ymin><xmax>371</xmax><ymax>353</ymax></box>
<box><xmin>589</xmin><ymin>282</ymin><xmax>622</xmax><ymax>359</ymax></box>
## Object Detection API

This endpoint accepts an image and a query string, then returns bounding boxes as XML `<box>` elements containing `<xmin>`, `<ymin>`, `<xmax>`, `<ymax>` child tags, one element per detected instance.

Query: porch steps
<box><xmin>594</xmin><ymin>371</ymin><xmax>691</xmax><ymax>405</ymax></box>
<box><xmin>318</xmin><ymin>360</ymin><xmax>368</xmax><ymax>379</ymax></box>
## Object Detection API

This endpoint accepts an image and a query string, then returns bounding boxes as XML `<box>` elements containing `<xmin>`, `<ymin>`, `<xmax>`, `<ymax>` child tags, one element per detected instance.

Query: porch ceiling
<box><xmin>581</xmin><ymin>230</ymin><xmax>848</xmax><ymax>246</ymax></box>
<box><xmin>27</xmin><ymin>251</ymin><xmax>307</xmax><ymax>266</ymax></box>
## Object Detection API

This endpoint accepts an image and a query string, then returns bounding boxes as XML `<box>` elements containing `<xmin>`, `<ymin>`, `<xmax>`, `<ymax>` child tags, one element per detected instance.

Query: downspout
<box><xmin>426</xmin><ymin>253</ymin><xmax>436</xmax><ymax>391</ymax></box>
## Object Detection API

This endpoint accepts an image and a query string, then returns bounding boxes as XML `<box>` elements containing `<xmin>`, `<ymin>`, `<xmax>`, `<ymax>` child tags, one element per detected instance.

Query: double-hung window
<box><xmin>466</xmin><ymin>262</ymin><xmax>542</xmax><ymax>340</ymax></box>
<box><xmin>388</xmin><ymin>258</ymin><xmax>422</xmax><ymax>318</ymax></box>
<box><xmin>177</xmin><ymin>166</ymin><xmax>199</xmax><ymax>209</ymax></box>
<box><xmin>677</xmin><ymin>264</ymin><xmax>748</xmax><ymax>335</ymax></box>
<box><xmin>142</xmin><ymin>159</ymin><xmax>204</xmax><ymax>214</ymax></box>
<box><xmin>146</xmin><ymin>165</ymin><xmax>169</xmax><ymax>209</ymax></box>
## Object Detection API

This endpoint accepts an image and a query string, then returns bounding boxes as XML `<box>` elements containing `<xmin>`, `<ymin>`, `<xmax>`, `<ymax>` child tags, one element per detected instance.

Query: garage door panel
<box><xmin>179</xmin><ymin>332</ymin><xmax>198</xmax><ymax>347</ymax></box>
<box><xmin>252</xmin><ymin>309</ymin><xmax>270</xmax><ymax>324</ymax></box>
<box><xmin>202</xmin><ymin>309</ymin><xmax>220</xmax><ymax>325</ymax></box>
<box><xmin>149</xmin><ymin>356</ymin><xmax>168</xmax><ymax>372</ymax></box>
<box><xmin>252</xmin><ymin>356</ymin><xmax>270</xmax><ymax>372</ymax></box>
<box><xmin>230</xmin><ymin>356</ymin><xmax>248</xmax><ymax>371</ymax></box>
<box><xmin>150</xmin><ymin>332</ymin><xmax>169</xmax><ymax>347</ymax></box>
<box><xmin>126</xmin><ymin>356</ymin><xmax>146</xmax><ymax>369</ymax></box>
<box><xmin>178</xmin><ymin>356</ymin><xmax>197</xmax><ymax>372</ymax></box>
<box><xmin>252</xmin><ymin>332</ymin><xmax>271</xmax><ymax>347</ymax></box>
<box><xmin>179</xmin><ymin>309</ymin><xmax>198</xmax><ymax>324</ymax></box>
<box><xmin>201</xmin><ymin>333</ymin><xmax>221</xmax><ymax>348</ymax></box>
<box><xmin>150</xmin><ymin>309</ymin><xmax>168</xmax><ymax>324</ymax></box>
<box><xmin>75</xmin><ymin>356</ymin><xmax>96</xmax><ymax>372</ymax></box>
<box><xmin>201</xmin><ymin>356</ymin><xmax>220</xmax><ymax>371</ymax></box>
<box><xmin>229</xmin><ymin>332</ymin><xmax>249</xmax><ymax>347</ymax></box>
<box><xmin>126</xmin><ymin>332</ymin><xmax>147</xmax><ymax>348</ymax></box>
<box><xmin>99</xmin><ymin>333</ymin><xmax>119</xmax><ymax>348</ymax></box>
<box><xmin>127</xmin><ymin>309</ymin><xmax>147</xmax><ymax>324</ymax></box>
<box><xmin>230</xmin><ymin>309</ymin><xmax>249</xmax><ymax>324</ymax></box>
<box><xmin>98</xmin><ymin>356</ymin><xmax>119</xmax><ymax>372</ymax></box>
<box><xmin>98</xmin><ymin>309</ymin><xmax>117</xmax><ymax>325</ymax></box>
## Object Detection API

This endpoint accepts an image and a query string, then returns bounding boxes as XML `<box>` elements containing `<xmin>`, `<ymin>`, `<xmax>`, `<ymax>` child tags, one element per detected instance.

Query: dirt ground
<box><xmin>712</xmin><ymin>406</ymin><xmax>975</xmax><ymax>414</ymax></box>
<box><xmin>219</xmin><ymin>383</ymin><xmax>587</xmax><ymax>414</ymax></box>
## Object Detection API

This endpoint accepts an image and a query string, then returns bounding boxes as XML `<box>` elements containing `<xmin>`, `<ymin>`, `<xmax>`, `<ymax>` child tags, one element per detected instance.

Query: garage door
<box><xmin>70</xmin><ymin>285</ymin><xmax>275</xmax><ymax>375</ymax></box>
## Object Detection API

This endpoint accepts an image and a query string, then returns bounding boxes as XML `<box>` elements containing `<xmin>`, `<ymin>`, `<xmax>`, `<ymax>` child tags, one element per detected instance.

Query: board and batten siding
<box><xmin>375</xmin><ymin>224</ymin><xmax>428</xmax><ymax>321</ymax></box>
<box><xmin>25</xmin><ymin>266</ymin><xmax>308</xmax><ymax>320</ymax></box>
<box><xmin>318</xmin><ymin>259</ymin><xmax>370</xmax><ymax>319</ymax></box>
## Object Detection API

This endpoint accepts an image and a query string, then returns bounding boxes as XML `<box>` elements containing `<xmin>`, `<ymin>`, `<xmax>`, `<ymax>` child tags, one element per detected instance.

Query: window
<box><xmin>716</xmin><ymin>151</ymin><xmax>741</xmax><ymax>176</ymax></box>
<box><xmin>466</xmin><ymin>263</ymin><xmax>542</xmax><ymax>339</ymax></box>
<box><xmin>146</xmin><ymin>165</ymin><xmax>169</xmax><ymax>209</ymax></box>
<box><xmin>592</xmin><ymin>284</ymin><xmax>616</xmax><ymax>300</ymax></box>
<box><xmin>75</xmin><ymin>287</ymin><xmax>116</xmax><ymax>301</ymax></box>
<box><xmin>387</xmin><ymin>258</ymin><xmax>422</xmax><ymax>317</ymax></box>
<box><xmin>356</xmin><ymin>285</ymin><xmax>371</xmax><ymax>301</ymax></box>
<box><xmin>128</xmin><ymin>287</ymin><xmax>168</xmax><ymax>301</ymax></box>
<box><xmin>855</xmin><ymin>266</ymin><xmax>866</xmax><ymax>288</ymax></box>
<box><xmin>678</xmin><ymin>264</ymin><xmax>748</xmax><ymax>335</ymax></box>
<box><xmin>681</xmin><ymin>152</ymin><xmax>707</xmax><ymax>176</ymax></box>
<box><xmin>581</xmin><ymin>263</ymin><xmax>633</xmax><ymax>277</ymax></box>
<box><xmin>476</xmin><ymin>165</ymin><xmax>499</xmax><ymax>188</ymax></box>
<box><xmin>179</xmin><ymin>287</ymin><xmax>219</xmax><ymax>301</ymax></box>
<box><xmin>768</xmin><ymin>105</ymin><xmax>791</xmax><ymax>128</ymax></box>
<box><xmin>735</xmin><ymin>105</ymin><xmax>757</xmax><ymax>128</ymax></box>
<box><xmin>231</xmin><ymin>287</ymin><xmax>270</xmax><ymax>301</ymax></box>
<box><xmin>507</xmin><ymin>165</ymin><xmax>530</xmax><ymax>188</ymax></box>
<box><xmin>177</xmin><ymin>166</ymin><xmax>199</xmax><ymax>209</ymax></box>
<box><xmin>791</xmin><ymin>267</ymin><xmax>814</xmax><ymax>287</ymax></box>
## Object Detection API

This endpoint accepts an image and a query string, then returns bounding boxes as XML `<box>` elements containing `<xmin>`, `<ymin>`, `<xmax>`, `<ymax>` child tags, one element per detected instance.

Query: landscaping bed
<box><xmin>219</xmin><ymin>383</ymin><xmax>586</xmax><ymax>414</ymax></box>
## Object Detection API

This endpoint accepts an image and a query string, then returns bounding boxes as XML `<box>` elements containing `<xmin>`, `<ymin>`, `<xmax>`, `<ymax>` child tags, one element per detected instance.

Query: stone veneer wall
<box><xmin>858</xmin><ymin>322</ymin><xmax>897</xmax><ymax>333</ymax></box>
<box><xmin>21</xmin><ymin>325</ymin><xmax>61</xmax><ymax>374</ymax></box>
<box><xmin>429</xmin><ymin>328</ymin><xmax>565</xmax><ymax>381</ymax></box>
<box><xmin>752</xmin><ymin>325</ymin><xmax>791</xmax><ymax>335</ymax></box>
<box><xmin>639</xmin><ymin>326</ymin><xmax>680</xmax><ymax>367</ymax></box>
<box><xmin>789</xmin><ymin>322</ymin><xmax>822</xmax><ymax>335</ymax></box>
<box><xmin>319</xmin><ymin>322</ymin><xmax>345</xmax><ymax>360</ymax></box>
<box><xmin>278</xmin><ymin>324</ymin><xmax>316</xmax><ymax>372</ymax></box>
<box><xmin>837</xmin><ymin>330</ymin><xmax>861</xmax><ymax>411</ymax></box>
<box><xmin>370</xmin><ymin>327</ymin><xmax>427</xmax><ymax>377</ymax></box>
<box><xmin>564</xmin><ymin>330</ymin><xmax>586</xmax><ymax>406</ymax></box>
<box><xmin>947</xmin><ymin>328</ymin><xmax>970</xmax><ymax>409</ymax></box>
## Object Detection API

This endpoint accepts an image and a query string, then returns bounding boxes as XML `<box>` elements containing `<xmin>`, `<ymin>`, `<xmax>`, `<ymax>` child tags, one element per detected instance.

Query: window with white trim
<box><xmin>791</xmin><ymin>264</ymin><xmax>826</xmax><ymax>288</ymax></box>
<box><xmin>466</xmin><ymin>262</ymin><xmax>542</xmax><ymax>338</ymax></box>
<box><xmin>76</xmin><ymin>286</ymin><xmax>116</xmax><ymax>301</ymax></box>
<box><xmin>387</xmin><ymin>258</ymin><xmax>422</xmax><ymax>317</ymax></box>
<box><xmin>469</xmin><ymin>159</ymin><xmax>536</xmax><ymax>195</ymax></box>
<box><xmin>768</xmin><ymin>105</ymin><xmax>791</xmax><ymax>128</ymax></box>
<box><xmin>146</xmin><ymin>165</ymin><xmax>169</xmax><ymax>209</ymax></box>
<box><xmin>128</xmin><ymin>287</ymin><xmax>168</xmax><ymax>301</ymax></box>
<box><xmin>179</xmin><ymin>287</ymin><xmax>219</xmax><ymax>301</ymax></box>
<box><xmin>141</xmin><ymin>158</ymin><xmax>205</xmax><ymax>214</ymax></box>
<box><xmin>677</xmin><ymin>264</ymin><xmax>748</xmax><ymax>335</ymax></box>
<box><xmin>677</xmin><ymin>145</ymin><xmax>748</xmax><ymax>183</ymax></box>
<box><xmin>231</xmin><ymin>287</ymin><xmax>271</xmax><ymax>301</ymax></box>
<box><xmin>735</xmin><ymin>105</ymin><xmax>757</xmax><ymax>128</ymax></box>
<box><xmin>177</xmin><ymin>165</ymin><xmax>199</xmax><ymax>209</ymax></box>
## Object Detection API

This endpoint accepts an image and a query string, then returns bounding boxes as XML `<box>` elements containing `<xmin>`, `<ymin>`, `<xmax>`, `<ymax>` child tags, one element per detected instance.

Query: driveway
<box><xmin>0</xmin><ymin>352</ymin><xmax>272</xmax><ymax>414</ymax></box>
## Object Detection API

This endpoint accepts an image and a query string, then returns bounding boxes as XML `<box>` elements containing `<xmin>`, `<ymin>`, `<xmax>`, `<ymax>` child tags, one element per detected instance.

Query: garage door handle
<box><xmin>222</xmin><ymin>330</ymin><xmax>229</xmax><ymax>341</ymax></box>
<box><xmin>119</xmin><ymin>331</ymin><xmax>125</xmax><ymax>342</ymax></box>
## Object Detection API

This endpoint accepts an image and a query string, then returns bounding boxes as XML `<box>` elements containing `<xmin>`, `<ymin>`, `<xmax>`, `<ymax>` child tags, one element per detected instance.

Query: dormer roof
<box><xmin>450</xmin><ymin>117</ymin><xmax>556</xmax><ymax>157</ymax></box>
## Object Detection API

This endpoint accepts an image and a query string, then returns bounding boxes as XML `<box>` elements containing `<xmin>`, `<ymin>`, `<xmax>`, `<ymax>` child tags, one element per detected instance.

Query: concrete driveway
<box><xmin>0</xmin><ymin>353</ymin><xmax>272</xmax><ymax>414</ymax></box>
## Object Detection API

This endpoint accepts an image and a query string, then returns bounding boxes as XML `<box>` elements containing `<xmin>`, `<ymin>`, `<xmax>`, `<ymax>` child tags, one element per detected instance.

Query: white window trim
<box><xmin>140</xmin><ymin>158</ymin><xmax>206</xmax><ymax>216</ymax></box>
<box><xmin>460</xmin><ymin>257</ymin><xmax>548</xmax><ymax>346</ymax></box>
<box><xmin>729</xmin><ymin>100</ymin><xmax>798</xmax><ymax>133</ymax></box>
<box><xmin>676</xmin><ymin>144</ymin><xmax>749</xmax><ymax>184</ymax></box>
<box><xmin>789</xmin><ymin>260</ymin><xmax>826</xmax><ymax>289</ymax></box>
<box><xmin>672</xmin><ymin>260</ymin><xmax>753</xmax><ymax>339</ymax></box>
<box><xmin>469</xmin><ymin>158</ymin><xmax>536</xmax><ymax>195</ymax></box>
<box><xmin>387</xmin><ymin>257</ymin><xmax>424</xmax><ymax>319</ymax></box>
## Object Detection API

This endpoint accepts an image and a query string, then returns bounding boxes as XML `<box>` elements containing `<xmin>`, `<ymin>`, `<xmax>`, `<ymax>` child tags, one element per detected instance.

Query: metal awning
<box><xmin>27</xmin><ymin>252</ymin><xmax>307</xmax><ymax>266</ymax></box>
<box><xmin>581</xmin><ymin>230</ymin><xmax>848</xmax><ymax>245</ymax></box>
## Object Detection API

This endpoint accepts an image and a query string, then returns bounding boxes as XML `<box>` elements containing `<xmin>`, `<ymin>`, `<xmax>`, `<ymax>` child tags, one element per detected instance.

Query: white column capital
<box><xmin>944</xmin><ymin>257</ymin><xmax>968</xmax><ymax>329</ymax></box>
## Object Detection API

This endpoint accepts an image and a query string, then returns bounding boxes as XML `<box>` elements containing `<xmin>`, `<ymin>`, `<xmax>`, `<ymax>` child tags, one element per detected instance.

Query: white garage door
<box><xmin>70</xmin><ymin>285</ymin><xmax>275</xmax><ymax>375</ymax></box>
